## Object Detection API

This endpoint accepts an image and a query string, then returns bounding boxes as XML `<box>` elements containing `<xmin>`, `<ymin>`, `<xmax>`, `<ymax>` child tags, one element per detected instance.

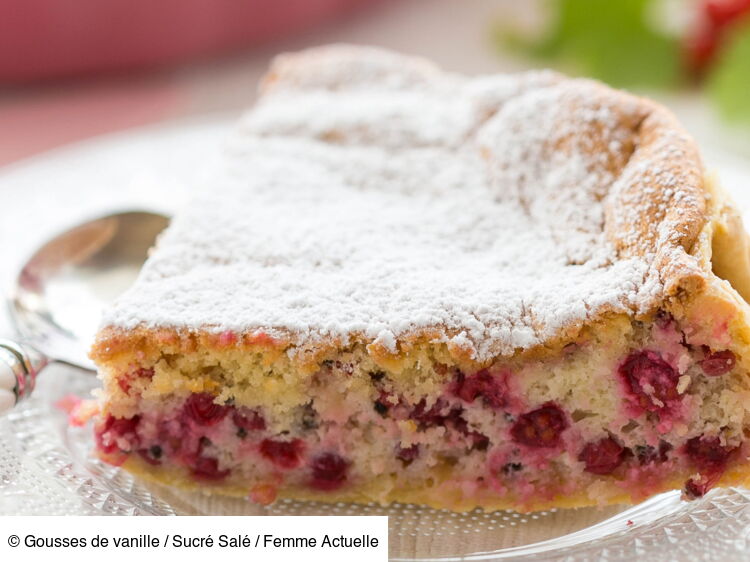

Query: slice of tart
<box><xmin>90</xmin><ymin>45</ymin><xmax>750</xmax><ymax>512</ymax></box>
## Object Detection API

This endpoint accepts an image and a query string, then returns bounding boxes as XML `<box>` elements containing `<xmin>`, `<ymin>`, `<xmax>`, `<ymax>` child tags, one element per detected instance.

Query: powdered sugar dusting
<box><xmin>103</xmin><ymin>46</ymin><xmax>706</xmax><ymax>360</ymax></box>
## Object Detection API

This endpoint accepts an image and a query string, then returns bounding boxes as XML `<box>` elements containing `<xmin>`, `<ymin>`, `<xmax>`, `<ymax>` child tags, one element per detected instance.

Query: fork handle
<box><xmin>0</xmin><ymin>339</ymin><xmax>49</xmax><ymax>414</ymax></box>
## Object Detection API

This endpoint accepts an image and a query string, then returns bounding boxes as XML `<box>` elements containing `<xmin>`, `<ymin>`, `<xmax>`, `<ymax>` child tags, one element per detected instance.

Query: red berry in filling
<box><xmin>109</xmin><ymin>415</ymin><xmax>140</xmax><ymax>436</ymax></box>
<box><xmin>410</xmin><ymin>401</ymin><xmax>489</xmax><ymax>450</ymax></box>
<box><xmin>468</xmin><ymin>431</ymin><xmax>490</xmax><ymax>451</ymax></box>
<box><xmin>684</xmin><ymin>476</ymin><xmax>710</xmax><ymax>498</ymax></box>
<box><xmin>184</xmin><ymin>393</ymin><xmax>230</xmax><ymax>426</ymax></box>
<box><xmin>117</xmin><ymin>377</ymin><xmax>131</xmax><ymax>394</ymax></box>
<box><xmin>233</xmin><ymin>409</ymin><xmax>266</xmax><ymax>433</ymax></box>
<box><xmin>410</xmin><ymin>398</ymin><xmax>449</xmax><ymax>428</ymax></box>
<box><xmin>396</xmin><ymin>444</ymin><xmax>419</xmax><ymax>464</ymax></box>
<box><xmin>260</xmin><ymin>438</ymin><xmax>305</xmax><ymax>470</ymax></box>
<box><xmin>446</xmin><ymin>410</ymin><xmax>490</xmax><ymax>450</ymax></box>
<box><xmin>699</xmin><ymin>350</ymin><xmax>736</xmax><ymax>376</ymax></box>
<box><xmin>309</xmin><ymin>452</ymin><xmax>349</xmax><ymax>491</ymax></box>
<box><xmin>682</xmin><ymin>435</ymin><xmax>736</xmax><ymax>499</ymax></box>
<box><xmin>685</xmin><ymin>435</ymin><xmax>735</xmax><ymax>473</ymax></box>
<box><xmin>192</xmin><ymin>456</ymin><xmax>230</xmax><ymax>481</ymax></box>
<box><xmin>684</xmin><ymin>471</ymin><xmax>724</xmax><ymax>499</ymax></box>
<box><xmin>618</xmin><ymin>350</ymin><xmax>680</xmax><ymax>414</ymax></box>
<box><xmin>95</xmin><ymin>414</ymin><xmax>140</xmax><ymax>454</ymax></box>
<box><xmin>136</xmin><ymin>367</ymin><xmax>155</xmax><ymax>379</ymax></box>
<box><xmin>510</xmin><ymin>403</ymin><xmax>568</xmax><ymax>448</ymax></box>
<box><xmin>578</xmin><ymin>437</ymin><xmax>626</xmax><ymax>475</ymax></box>
<box><xmin>117</xmin><ymin>367</ymin><xmax>154</xmax><ymax>395</ymax></box>
<box><xmin>452</xmin><ymin>369</ymin><xmax>508</xmax><ymax>409</ymax></box>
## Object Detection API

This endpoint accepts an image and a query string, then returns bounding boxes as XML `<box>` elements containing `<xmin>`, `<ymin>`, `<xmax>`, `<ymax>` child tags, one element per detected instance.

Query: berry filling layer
<box><xmin>94</xmin><ymin>314</ymin><xmax>750</xmax><ymax>509</ymax></box>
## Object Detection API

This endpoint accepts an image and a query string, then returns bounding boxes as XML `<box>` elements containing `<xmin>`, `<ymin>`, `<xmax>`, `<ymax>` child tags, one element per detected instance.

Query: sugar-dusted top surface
<box><xmin>103</xmin><ymin>46</ymin><xmax>706</xmax><ymax>359</ymax></box>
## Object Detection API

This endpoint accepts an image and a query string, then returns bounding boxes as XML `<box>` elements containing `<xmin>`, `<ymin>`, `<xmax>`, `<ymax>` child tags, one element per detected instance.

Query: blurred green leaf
<box><xmin>708</xmin><ymin>29</ymin><xmax>750</xmax><ymax>123</ymax></box>
<box><xmin>497</xmin><ymin>0</ymin><xmax>681</xmax><ymax>89</ymax></box>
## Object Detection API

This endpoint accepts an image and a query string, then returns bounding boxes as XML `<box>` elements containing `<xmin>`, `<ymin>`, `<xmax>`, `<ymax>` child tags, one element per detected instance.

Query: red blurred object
<box><xmin>684</xmin><ymin>0</ymin><xmax>750</xmax><ymax>77</ymax></box>
<box><xmin>705</xmin><ymin>0</ymin><xmax>750</xmax><ymax>26</ymax></box>
<box><xmin>0</xmin><ymin>0</ymin><xmax>382</xmax><ymax>83</ymax></box>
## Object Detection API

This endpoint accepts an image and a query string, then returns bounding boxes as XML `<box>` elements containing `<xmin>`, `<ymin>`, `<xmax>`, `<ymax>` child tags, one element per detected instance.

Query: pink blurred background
<box><xmin>0</xmin><ymin>0</ymin><xmax>412</xmax><ymax>165</ymax></box>
<box><xmin>1</xmin><ymin>0</ymin><xmax>563</xmax><ymax>168</ymax></box>
<box><xmin>0</xmin><ymin>0</ymin><xmax>535</xmax><ymax>168</ymax></box>
<box><xmin>4</xmin><ymin>1</ymin><xmax>742</xmax><ymax>168</ymax></box>
<box><xmin>0</xmin><ymin>0</ymin><xmax>383</xmax><ymax>82</ymax></box>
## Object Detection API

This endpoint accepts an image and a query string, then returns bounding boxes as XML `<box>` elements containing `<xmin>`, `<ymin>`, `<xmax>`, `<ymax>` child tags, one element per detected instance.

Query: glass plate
<box><xmin>1</xmin><ymin>118</ymin><xmax>750</xmax><ymax>561</ymax></box>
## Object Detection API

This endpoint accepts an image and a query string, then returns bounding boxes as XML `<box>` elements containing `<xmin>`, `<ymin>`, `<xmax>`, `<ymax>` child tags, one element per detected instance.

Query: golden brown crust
<box><xmin>91</xmin><ymin>313</ymin><xmax>632</xmax><ymax>375</ymax></box>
